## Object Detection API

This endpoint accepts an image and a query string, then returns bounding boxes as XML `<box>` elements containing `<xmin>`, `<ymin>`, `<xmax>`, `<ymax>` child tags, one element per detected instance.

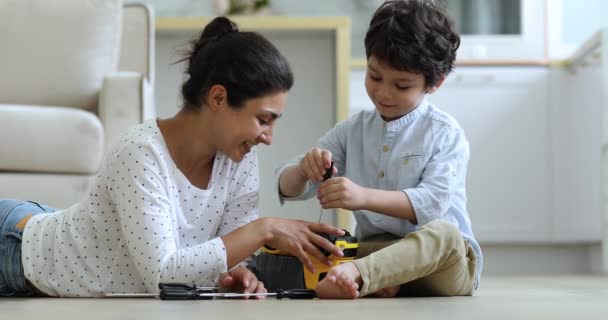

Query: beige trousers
<box><xmin>351</xmin><ymin>220</ymin><xmax>478</xmax><ymax>297</ymax></box>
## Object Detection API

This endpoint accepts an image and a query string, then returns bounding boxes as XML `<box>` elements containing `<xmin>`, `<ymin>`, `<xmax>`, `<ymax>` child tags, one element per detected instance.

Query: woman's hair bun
<box><xmin>201</xmin><ymin>16</ymin><xmax>239</xmax><ymax>40</ymax></box>
<box><xmin>179</xmin><ymin>15</ymin><xmax>293</xmax><ymax>110</ymax></box>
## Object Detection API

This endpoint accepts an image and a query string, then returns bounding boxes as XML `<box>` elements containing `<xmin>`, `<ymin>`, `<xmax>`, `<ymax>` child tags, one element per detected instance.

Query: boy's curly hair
<box><xmin>364</xmin><ymin>0</ymin><xmax>460</xmax><ymax>87</ymax></box>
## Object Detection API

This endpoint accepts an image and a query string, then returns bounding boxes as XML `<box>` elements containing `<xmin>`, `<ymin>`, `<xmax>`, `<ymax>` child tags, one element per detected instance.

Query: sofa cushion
<box><xmin>0</xmin><ymin>105</ymin><xmax>104</xmax><ymax>174</ymax></box>
<box><xmin>0</xmin><ymin>0</ymin><xmax>123</xmax><ymax>111</ymax></box>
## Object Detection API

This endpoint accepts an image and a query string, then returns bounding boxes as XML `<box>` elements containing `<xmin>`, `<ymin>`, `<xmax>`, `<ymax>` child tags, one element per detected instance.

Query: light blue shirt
<box><xmin>277</xmin><ymin>98</ymin><xmax>482</xmax><ymax>286</ymax></box>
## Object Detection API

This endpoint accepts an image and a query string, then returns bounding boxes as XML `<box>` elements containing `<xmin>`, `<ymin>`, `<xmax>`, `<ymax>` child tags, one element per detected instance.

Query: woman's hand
<box><xmin>317</xmin><ymin>177</ymin><xmax>368</xmax><ymax>211</ymax></box>
<box><xmin>297</xmin><ymin>148</ymin><xmax>338</xmax><ymax>183</ymax></box>
<box><xmin>219</xmin><ymin>267</ymin><xmax>266</xmax><ymax>299</ymax></box>
<box><xmin>262</xmin><ymin>218</ymin><xmax>345</xmax><ymax>273</ymax></box>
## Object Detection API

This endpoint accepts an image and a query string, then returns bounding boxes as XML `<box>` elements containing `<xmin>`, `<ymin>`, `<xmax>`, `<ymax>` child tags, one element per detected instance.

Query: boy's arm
<box><xmin>402</xmin><ymin>127</ymin><xmax>469</xmax><ymax>226</ymax></box>
<box><xmin>275</xmin><ymin>156</ymin><xmax>317</xmax><ymax>204</ymax></box>
<box><xmin>361</xmin><ymin>189</ymin><xmax>418</xmax><ymax>223</ymax></box>
<box><xmin>318</xmin><ymin>178</ymin><xmax>417</xmax><ymax>223</ymax></box>
<box><xmin>276</xmin><ymin>118</ymin><xmax>349</xmax><ymax>203</ymax></box>
<box><xmin>374</xmin><ymin>127</ymin><xmax>468</xmax><ymax>226</ymax></box>
<box><xmin>278</xmin><ymin>164</ymin><xmax>309</xmax><ymax>197</ymax></box>
<box><xmin>319</xmin><ymin>126</ymin><xmax>468</xmax><ymax>226</ymax></box>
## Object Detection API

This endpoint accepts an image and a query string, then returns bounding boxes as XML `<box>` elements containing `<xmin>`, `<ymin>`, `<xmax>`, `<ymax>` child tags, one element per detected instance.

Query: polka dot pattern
<box><xmin>22</xmin><ymin>120</ymin><xmax>260</xmax><ymax>297</ymax></box>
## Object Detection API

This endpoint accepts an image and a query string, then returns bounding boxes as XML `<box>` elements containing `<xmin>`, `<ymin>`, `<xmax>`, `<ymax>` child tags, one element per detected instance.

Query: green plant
<box><xmin>227</xmin><ymin>0</ymin><xmax>271</xmax><ymax>15</ymax></box>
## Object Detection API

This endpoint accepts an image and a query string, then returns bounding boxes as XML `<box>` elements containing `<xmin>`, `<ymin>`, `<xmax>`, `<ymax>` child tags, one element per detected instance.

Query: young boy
<box><xmin>276</xmin><ymin>0</ymin><xmax>482</xmax><ymax>298</ymax></box>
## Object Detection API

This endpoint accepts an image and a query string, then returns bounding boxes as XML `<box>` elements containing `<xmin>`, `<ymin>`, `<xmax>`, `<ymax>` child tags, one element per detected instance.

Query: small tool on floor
<box><xmin>157</xmin><ymin>283</ymin><xmax>316</xmax><ymax>300</ymax></box>
<box><xmin>104</xmin><ymin>284</ymin><xmax>218</xmax><ymax>298</ymax></box>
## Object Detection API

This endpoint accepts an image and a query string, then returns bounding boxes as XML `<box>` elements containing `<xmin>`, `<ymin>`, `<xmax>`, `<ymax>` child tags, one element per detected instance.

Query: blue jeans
<box><xmin>0</xmin><ymin>199</ymin><xmax>55</xmax><ymax>296</ymax></box>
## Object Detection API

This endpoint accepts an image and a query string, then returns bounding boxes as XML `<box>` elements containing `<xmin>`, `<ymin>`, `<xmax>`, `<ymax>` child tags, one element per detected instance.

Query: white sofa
<box><xmin>0</xmin><ymin>0</ymin><xmax>155</xmax><ymax>208</ymax></box>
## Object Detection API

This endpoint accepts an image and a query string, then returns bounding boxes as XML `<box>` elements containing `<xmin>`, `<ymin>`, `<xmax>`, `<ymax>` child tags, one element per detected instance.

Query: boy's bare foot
<box><xmin>315</xmin><ymin>262</ymin><xmax>361</xmax><ymax>299</ymax></box>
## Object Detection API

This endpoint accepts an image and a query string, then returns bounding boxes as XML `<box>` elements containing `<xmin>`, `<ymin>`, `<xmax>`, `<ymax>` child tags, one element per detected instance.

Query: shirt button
<box><xmin>379</xmin><ymin>171</ymin><xmax>385</xmax><ymax>178</ymax></box>
<box><xmin>383</xmin><ymin>145</ymin><xmax>389</xmax><ymax>152</ymax></box>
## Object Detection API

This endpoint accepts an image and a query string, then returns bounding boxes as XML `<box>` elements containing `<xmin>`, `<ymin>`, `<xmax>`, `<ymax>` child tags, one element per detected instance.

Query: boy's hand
<box><xmin>298</xmin><ymin>148</ymin><xmax>337</xmax><ymax>183</ymax></box>
<box><xmin>219</xmin><ymin>266</ymin><xmax>266</xmax><ymax>299</ymax></box>
<box><xmin>317</xmin><ymin>177</ymin><xmax>368</xmax><ymax>211</ymax></box>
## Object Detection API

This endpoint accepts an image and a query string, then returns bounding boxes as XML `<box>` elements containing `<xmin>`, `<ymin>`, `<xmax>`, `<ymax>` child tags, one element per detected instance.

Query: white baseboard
<box><xmin>481</xmin><ymin>243</ymin><xmax>602</xmax><ymax>275</ymax></box>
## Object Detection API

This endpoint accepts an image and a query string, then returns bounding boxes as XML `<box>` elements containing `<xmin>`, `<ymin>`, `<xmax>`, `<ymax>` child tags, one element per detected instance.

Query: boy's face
<box><xmin>365</xmin><ymin>56</ymin><xmax>443</xmax><ymax>121</ymax></box>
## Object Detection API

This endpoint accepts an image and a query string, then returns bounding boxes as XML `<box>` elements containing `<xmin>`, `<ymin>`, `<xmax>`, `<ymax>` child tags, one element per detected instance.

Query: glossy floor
<box><xmin>4</xmin><ymin>276</ymin><xmax>607</xmax><ymax>320</ymax></box>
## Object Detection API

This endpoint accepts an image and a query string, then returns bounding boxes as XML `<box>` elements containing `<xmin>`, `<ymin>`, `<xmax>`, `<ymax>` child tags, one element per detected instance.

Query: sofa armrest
<box><xmin>98</xmin><ymin>71</ymin><xmax>155</xmax><ymax>150</ymax></box>
<box><xmin>120</xmin><ymin>3</ymin><xmax>155</xmax><ymax>88</ymax></box>
<box><xmin>0</xmin><ymin>105</ymin><xmax>103</xmax><ymax>174</ymax></box>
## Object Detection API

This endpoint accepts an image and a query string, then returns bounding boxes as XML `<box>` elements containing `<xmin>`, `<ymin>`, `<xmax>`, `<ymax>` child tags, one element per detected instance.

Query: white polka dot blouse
<box><xmin>21</xmin><ymin>119</ymin><xmax>260</xmax><ymax>297</ymax></box>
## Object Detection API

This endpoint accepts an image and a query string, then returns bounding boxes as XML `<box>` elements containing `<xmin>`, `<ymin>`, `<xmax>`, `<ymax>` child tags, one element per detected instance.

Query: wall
<box><xmin>134</xmin><ymin>0</ymin><xmax>608</xmax><ymax>60</ymax></box>
<box><xmin>132</xmin><ymin>0</ymin><xmax>374</xmax><ymax>58</ymax></box>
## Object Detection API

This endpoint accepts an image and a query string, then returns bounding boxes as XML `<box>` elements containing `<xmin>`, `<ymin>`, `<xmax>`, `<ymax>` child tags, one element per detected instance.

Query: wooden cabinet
<box><xmin>548</xmin><ymin>34</ymin><xmax>605</xmax><ymax>243</ymax></box>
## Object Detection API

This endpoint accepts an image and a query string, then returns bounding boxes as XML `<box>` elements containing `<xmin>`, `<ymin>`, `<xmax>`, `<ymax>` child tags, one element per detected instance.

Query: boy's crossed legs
<box><xmin>316</xmin><ymin>220</ymin><xmax>477</xmax><ymax>299</ymax></box>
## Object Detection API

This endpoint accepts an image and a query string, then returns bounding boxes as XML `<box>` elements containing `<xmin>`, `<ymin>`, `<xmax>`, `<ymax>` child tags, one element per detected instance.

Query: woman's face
<box><xmin>215</xmin><ymin>91</ymin><xmax>288</xmax><ymax>162</ymax></box>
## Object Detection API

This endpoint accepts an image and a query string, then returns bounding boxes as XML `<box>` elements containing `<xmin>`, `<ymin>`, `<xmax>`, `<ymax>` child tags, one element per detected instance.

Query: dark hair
<box><xmin>180</xmin><ymin>16</ymin><xmax>294</xmax><ymax>109</ymax></box>
<box><xmin>364</xmin><ymin>0</ymin><xmax>460</xmax><ymax>87</ymax></box>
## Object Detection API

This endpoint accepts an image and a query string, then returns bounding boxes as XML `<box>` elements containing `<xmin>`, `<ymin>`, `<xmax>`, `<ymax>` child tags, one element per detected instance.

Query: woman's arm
<box><xmin>106</xmin><ymin>143</ymin><xmax>345</xmax><ymax>292</ymax></box>
<box><xmin>222</xmin><ymin>217</ymin><xmax>345</xmax><ymax>273</ymax></box>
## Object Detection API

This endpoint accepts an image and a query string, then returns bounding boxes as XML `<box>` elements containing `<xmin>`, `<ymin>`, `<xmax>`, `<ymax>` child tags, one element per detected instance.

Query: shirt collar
<box><xmin>376</xmin><ymin>97</ymin><xmax>430</xmax><ymax>132</ymax></box>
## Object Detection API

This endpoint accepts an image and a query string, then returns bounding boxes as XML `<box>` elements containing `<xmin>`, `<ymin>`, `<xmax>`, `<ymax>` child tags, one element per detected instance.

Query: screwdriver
<box><xmin>230</xmin><ymin>288</ymin><xmax>316</xmax><ymax>299</ymax></box>
<box><xmin>318</xmin><ymin>161</ymin><xmax>334</xmax><ymax>224</ymax></box>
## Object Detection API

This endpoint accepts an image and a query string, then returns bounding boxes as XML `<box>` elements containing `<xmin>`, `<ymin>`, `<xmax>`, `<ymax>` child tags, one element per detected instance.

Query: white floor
<box><xmin>4</xmin><ymin>276</ymin><xmax>608</xmax><ymax>320</ymax></box>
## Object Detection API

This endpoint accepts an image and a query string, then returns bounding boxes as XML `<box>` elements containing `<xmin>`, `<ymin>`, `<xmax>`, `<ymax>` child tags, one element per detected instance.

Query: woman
<box><xmin>0</xmin><ymin>16</ymin><xmax>344</xmax><ymax>297</ymax></box>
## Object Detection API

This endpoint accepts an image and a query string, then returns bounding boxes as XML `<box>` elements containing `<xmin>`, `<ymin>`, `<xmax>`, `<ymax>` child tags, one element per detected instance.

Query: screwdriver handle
<box><xmin>322</xmin><ymin>161</ymin><xmax>334</xmax><ymax>181</ymax></box>
<box><xmin>159</xmin><ymin>289</ymin><xmax>196</xmax><ymax>300</ymax></box>
<box><xmin>276</xmin><ymin>289</ymin><xmax>316</xmax><ymax>299</ymax></box>
<box><xmin>159</xmin><ymin>289</ymin><xmax>215</xmax><ymax>300</ymax></box>
<box><xmin>158</xmin><ymin>283</ymin><xmax>196</xmax><ymax>291</ymax></box>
